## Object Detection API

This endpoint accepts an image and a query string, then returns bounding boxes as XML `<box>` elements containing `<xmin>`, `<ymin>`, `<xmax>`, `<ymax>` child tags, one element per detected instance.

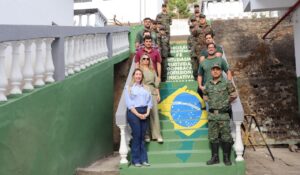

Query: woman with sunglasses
<box><xmin>139</xmin><ymin>54</ymin><xmax>163</xmax><ymax>143</ymax></box>
<box><xmin>125</xmin><ymin>68</ymin><xmax>152</xmax><ymax>167</ymax></box>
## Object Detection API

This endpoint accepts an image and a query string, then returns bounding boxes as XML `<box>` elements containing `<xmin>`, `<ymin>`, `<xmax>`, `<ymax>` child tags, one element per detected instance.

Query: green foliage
<box><xmin>168</xmin><ymin>0</ymin><xmax>195</xmax><ymax>18</ymax></box>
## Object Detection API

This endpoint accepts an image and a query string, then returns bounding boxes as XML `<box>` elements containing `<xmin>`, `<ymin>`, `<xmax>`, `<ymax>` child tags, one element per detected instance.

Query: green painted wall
<box><xmin>0</xmin><ymin>52</ymin><xmax>129</xmax><ymax>175</ymax></box>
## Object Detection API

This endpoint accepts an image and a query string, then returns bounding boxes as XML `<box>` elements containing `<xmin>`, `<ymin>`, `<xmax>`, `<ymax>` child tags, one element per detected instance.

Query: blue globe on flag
<box><xmin>171</xmin><ymin>92</ymin><xmax>203</xmax><ymax>127</ymax></box>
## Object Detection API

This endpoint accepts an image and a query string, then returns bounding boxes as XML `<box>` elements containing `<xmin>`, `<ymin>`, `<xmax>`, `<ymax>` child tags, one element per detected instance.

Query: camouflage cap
<box><xmin>159</xmin><ymin>25</ymin><xmax>166</xmax><ymax>30</ymax></box>
<box><xmin>200</xmin><ymin>14</ymin><xmax>206</xmax><ymax>18</ymax></box>
<box><xmin>211</xmin><ymin>63</ymin><xmax>221</xmax><ymax>69</ymax></box>
<box><xmin>190</xmin><ymin>15</ymin><xmax>196</xmax><ymax>21</ymax></box>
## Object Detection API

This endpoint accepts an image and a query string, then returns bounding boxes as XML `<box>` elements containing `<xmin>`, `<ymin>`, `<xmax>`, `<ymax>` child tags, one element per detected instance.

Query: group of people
<box><xmin>125</xmin><ymin>3</ymin><xmax>238</xmax><ymax>168</ymax></box>
<box><xmin>125</xmin><ymin>3</ymin><xmax>172</xmax><ymax>167</ymax></box>
<box><xmin>188</xmin><ymin>4</ymin><xmax>237</xmax><ymax>166</ymax></box>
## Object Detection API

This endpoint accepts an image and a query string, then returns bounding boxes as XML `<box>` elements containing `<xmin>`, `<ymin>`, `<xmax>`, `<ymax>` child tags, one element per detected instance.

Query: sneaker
<box><xmin>157</xmin><ymin>137</ymin><xmax>164</xmax><ymax>143</ymax></box>
<box><xmin>142</xmin><ymin>162</ymin><xmax>150</xmax><ymax>166</ymax></box>
<box><xmin>133</xmin><ymin>163</ymin><xmax>142</xmax><ymax>167</ymax></box>
<box><xmin>145</xmin><ymin>138</ymin><xmax>150</xmax><ymax>142</ymax></box>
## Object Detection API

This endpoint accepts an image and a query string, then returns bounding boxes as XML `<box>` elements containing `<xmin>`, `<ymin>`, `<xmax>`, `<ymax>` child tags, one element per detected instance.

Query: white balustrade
<box><xmin>118</xmin><ymin>125</ymin><xmax>129</xmax><ymax>164</ymax></box>
<box><xmin>10</xmin><ymin>41</ymin><xmax>23</xmax><ymax>94</ymax></box>
<box><xmin>23</xmin><ymin>40</ymin><xmax>34</xmax><ymax>90</ymax></box>
<box><xmin>67</xmin><ymin>38</ymin><xmax>75</xmax><ymax>75</ymax></box>
<box><xmin>79</xmin><ymin>36</ymin><xmax>86</xmax><ymax>70</ymax></box>
<box><xmin>95</xmin><ymin>34</ymin><xmax>101</xmax><ymax>62</ymax></box>
<box><xmin>86</xmin><ymin>14</ymin><xmax>91</xmax><ymax>26</ymax></box>
<box><xmin>234</xmin><ymin>121</ymin><xmax>244</xmax><ymax>161</ymax></box>
<box><xmin>91</xmin><ymin>36</ymin><xmax>97</xmax><ymax>64</ymax></box>
<box><xmin>73</xmin><ymin>36</ymin><xmax>81</xmax><ymax>72</ymax></box>
<box><xmin>64</xmin><ymin>38</ymin><xmax>69</xmax><ymax>76</ymax></box>
<box><xmin>88</xmin><ymin>35</ymin><xmax>94</xmax><ymax>65</ymax></box>
<box><xmin>78</xmin><ymin>14</ymin><xmax>83</xmax><ymax>26</ymax></box>
<box><xmin>34</xmin><ymin>39</ymin><xmax>46</xmax><ymax>86</ymax></box>
<box><xmin>45</xmin><ymin>38</ymin><xmax>55</xmax><ymax>83</ymax></box>
<box><xmin>102</xmin><ymin>34</ymin><xmax>108</xmax><ymax>59</ymax></box>
<box><xmin>0</xmin><ymin>43</ymin><xmax>9</xmax><ymax>101</ymax></box>
<box><xmin>84</xmin><ymin>35</ymin><xmax>91</xmax><ymax>67</ymax></box>
<box><xmin>112</xmin><ymin>32</ymin><xmax>129</xmax><ymax>56</ymax></box>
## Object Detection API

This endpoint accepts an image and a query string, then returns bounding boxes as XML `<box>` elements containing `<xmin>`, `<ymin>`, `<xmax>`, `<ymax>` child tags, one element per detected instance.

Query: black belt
<box><xmin>208</xmin><ymin>108</ymin><xmax>229</xmax><ymax>114</ymax></box>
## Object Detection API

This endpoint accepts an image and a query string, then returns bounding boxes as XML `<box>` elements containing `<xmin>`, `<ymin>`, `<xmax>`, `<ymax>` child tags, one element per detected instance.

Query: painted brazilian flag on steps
<box><xmin>158</xmin><ymin>44</ymin><xmax>208</xmax><ymax>162</ymax></box>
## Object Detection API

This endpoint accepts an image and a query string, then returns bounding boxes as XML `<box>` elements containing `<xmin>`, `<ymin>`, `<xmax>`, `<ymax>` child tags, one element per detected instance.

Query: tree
<box><xmin>168</xmin><ymin>0</ymin><xmax>198</xmax><ymax>18</ymax></box>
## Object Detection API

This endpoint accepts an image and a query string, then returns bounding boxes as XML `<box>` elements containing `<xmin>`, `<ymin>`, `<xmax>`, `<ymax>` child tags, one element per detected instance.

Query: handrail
<box><xmin>262</xmin><ymin>0</ymin><xmax>300</xmax><ymax>40</ymax></box>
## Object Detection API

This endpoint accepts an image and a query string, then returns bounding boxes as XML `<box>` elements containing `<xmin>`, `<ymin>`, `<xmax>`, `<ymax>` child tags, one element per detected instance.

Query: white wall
<box><xmin>74</xmin><ymin>0</ymin><xmax>163</xmax><ymax>24</ymax></box>
<box><xmin>0</xmin><ymin>0</ymin><xmax>73</xmax><ymax>26</ymax></box>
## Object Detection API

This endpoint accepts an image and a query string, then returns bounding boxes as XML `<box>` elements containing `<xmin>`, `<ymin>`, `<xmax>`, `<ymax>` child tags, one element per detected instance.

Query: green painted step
<box><xmin>120</xmin><ymin>162</ymin><xmax>246</xmax><ymax>175</ymax></box>
<box><xmin>148</xmin><ymin>150</ymin><xmax>211</xmax><ymax>163</ymax></box>
<box><xmin>161</xmin><ymin>128</ymin><xmax>208</xmax><ymax>139</ymax></box>
<box><xmin>147</xmin><ymin>150</ymin><xmax>236</xmax><ymax>164</ymax></box>
<box><xmin>146</xmin><ymin>138</ymin><xmax>210</xmax><ymax>151</ymax></box>
<box><xmin>160</xmin><ymin>119</ymin><xmax>208</xmax><ymax>130</ymax></box>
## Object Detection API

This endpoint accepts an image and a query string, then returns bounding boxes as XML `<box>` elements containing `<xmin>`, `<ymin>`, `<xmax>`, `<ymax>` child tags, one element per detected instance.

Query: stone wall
<box><xmin>212</xmin><ymin>18</ymin><xmax>300</xmax><ymax>144</ymax></box>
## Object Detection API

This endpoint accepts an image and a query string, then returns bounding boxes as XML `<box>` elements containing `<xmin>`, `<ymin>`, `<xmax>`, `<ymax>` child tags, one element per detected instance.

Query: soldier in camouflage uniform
<box><xmin>188</xmin><ymin>4</ymin><xmax>200</xmax><ymax>26</ymax></box>
<box><xmin>156</xmin><ymin>4</ymin><xmax>172</xmax><ymax>56</ymax></box>
<box><xmin>157</xmin><ymin>26</ymin><xmax>169</xmax><ymax>81</ymax></box>
<box><xmin>203</xmin><ymin>63</ymin><xmax>237</xmax><ymax>166</ymax></box>
<box><xmin>191</xmin><ymin>14</ymin><xmax>214</xmax><ymax>58</ymax></box>
<box><xmin>188</xmin><ymin>16</ymin><xmax>199</xmax><ymax>80</ymax></box>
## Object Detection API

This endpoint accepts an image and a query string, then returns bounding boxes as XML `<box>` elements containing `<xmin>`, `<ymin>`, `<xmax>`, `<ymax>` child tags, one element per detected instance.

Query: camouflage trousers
<box><xmin>190</xmin><ymin>56</ymin><xmax>199</xmax><ymax>80</ymax></box>
<box><xmin>208</xmin><ymin>119</ymin><xmax>233</xmax><ymax>143</ymax></box>
<box><xmin>161</xmin><ymin>57</ymin><xmax>168</xmax><ymax>81</ymax></box>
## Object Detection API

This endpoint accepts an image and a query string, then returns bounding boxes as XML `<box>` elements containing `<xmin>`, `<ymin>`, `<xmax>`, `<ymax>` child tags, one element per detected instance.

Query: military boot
<box><xmin>222</xmin><ymin>142</ymin><xmax>232</xmax><ymax>166</ymax></box>
<box><xmin>206</xmin><ymin>143</ymin><xmax>219</xmax><ymax>165</ymax></box>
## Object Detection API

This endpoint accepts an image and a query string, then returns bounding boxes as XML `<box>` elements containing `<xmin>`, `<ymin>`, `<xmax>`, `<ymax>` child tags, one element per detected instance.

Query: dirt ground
<box><xmin>244</xmin><ymin>147</ymin><xmax>300</xmax><ymax>175</ymax></box>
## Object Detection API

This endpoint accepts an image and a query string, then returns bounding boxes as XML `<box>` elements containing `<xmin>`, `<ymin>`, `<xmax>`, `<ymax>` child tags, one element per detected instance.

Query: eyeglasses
<box><xmin>142</xmin><ymin>57</ymin><xmax>150</xmax><ymax>61</ymax></box>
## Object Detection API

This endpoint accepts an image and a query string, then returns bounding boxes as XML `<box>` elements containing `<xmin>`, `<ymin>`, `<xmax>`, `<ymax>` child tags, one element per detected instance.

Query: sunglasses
<box><xmin>142</xmin><ymin>57</ymin><xmax>150</xmax><ymax>60</ymax></box>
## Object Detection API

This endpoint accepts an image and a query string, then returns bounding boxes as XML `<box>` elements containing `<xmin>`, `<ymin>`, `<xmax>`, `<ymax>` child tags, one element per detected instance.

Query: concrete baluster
<box><xmin>45</xmin><ymin>38</ymin><xmax>55</xmax><ymax>83</ymax></box>
<box><xmin>84</xmin><ymin>35</ymin><xmax>91</xmax><ymax>67</ymax></box>
<box><xmin>67</xmin><ymin>37</ymin><xmax>75</xmax><ymax>75</ymax></box>
<box><xmin>34</xmin><ymin>39</ymin><xmax>45</xmax><ymax>86</ymax></box>
<box><xmin>118</xmin><ymin>125</ymin><xmax>129</xmax><ymax>164</ymax></box>
<box><xmin>64</xmin><ymin>38</ymin><xmax>69</xmax><ymax>76</ymax></box>
<box><xmin>103</xmin><ymin>34</ymin><xmax>108</xmax><ymax>59</ymax></box>
<box><xmin>0</xmin><ymin>43</ymin><xmax>9</xmax><ymax>101</ymax></box>
<box><xmin>78</xmin><ymin>14</ymin><xmax>83</xmax><ymax>26</ymax></box>
<box><xmin>234</xmin><ymin>121</ymin><xmax>244</xmax><ymax>161</ymax></box>
<box><xmin>88</xmin><ymin>35</ymin><xmax>94</xmax><ymax>65</ymax></box>
<box><xmin>73</xmin><ymin>36</ymin><xmax>81</xmax><ymax>72</ymax></box>
<box><xmin>10</xmin><ymin>41</ymin><xmax>23</xmax><ymax>94</ymax></box>
<box><xmin>92</xmin><ymin>35</ymin><xmax>97</xmax><ymax>64</ymax></box>
<box><xmin>96</xmin><ymin>34</ymin><xmax>102</xmax><ymax>62</ymax></box>
<box><xmin>80</xmin><ymin>36</ymin><xmax>86</xmax><ymax>70</ymax></box>
<box><xmin>86</xmin><ymin>14</ymin><xmax>91</xmax><ymax>26</ymax></box>
<box><xmin>23</xmin><ymin>40</ymin><xmax>34</xmax><ymax>90</ymax></box>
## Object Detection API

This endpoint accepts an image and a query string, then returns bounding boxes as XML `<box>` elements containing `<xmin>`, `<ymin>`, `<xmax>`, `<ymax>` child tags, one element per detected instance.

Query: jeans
<box><xmin>127</xmin><ymin>106</ymin><xmax>149</xmax><ymax>164</ymax></box>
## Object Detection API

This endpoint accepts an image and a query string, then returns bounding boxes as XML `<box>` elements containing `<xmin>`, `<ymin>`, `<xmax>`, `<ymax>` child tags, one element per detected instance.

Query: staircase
<box><xmin>119</xmin><ymin>44</ymin><xmax>245</xmax><ymax>175</ymax></box>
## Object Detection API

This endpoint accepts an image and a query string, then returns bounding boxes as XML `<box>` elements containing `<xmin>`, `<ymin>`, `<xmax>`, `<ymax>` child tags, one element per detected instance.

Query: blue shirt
<box><xmin>125</xmin><ymin>83</ymin><xmax>153</xmax><ymax>110</ymax></box>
